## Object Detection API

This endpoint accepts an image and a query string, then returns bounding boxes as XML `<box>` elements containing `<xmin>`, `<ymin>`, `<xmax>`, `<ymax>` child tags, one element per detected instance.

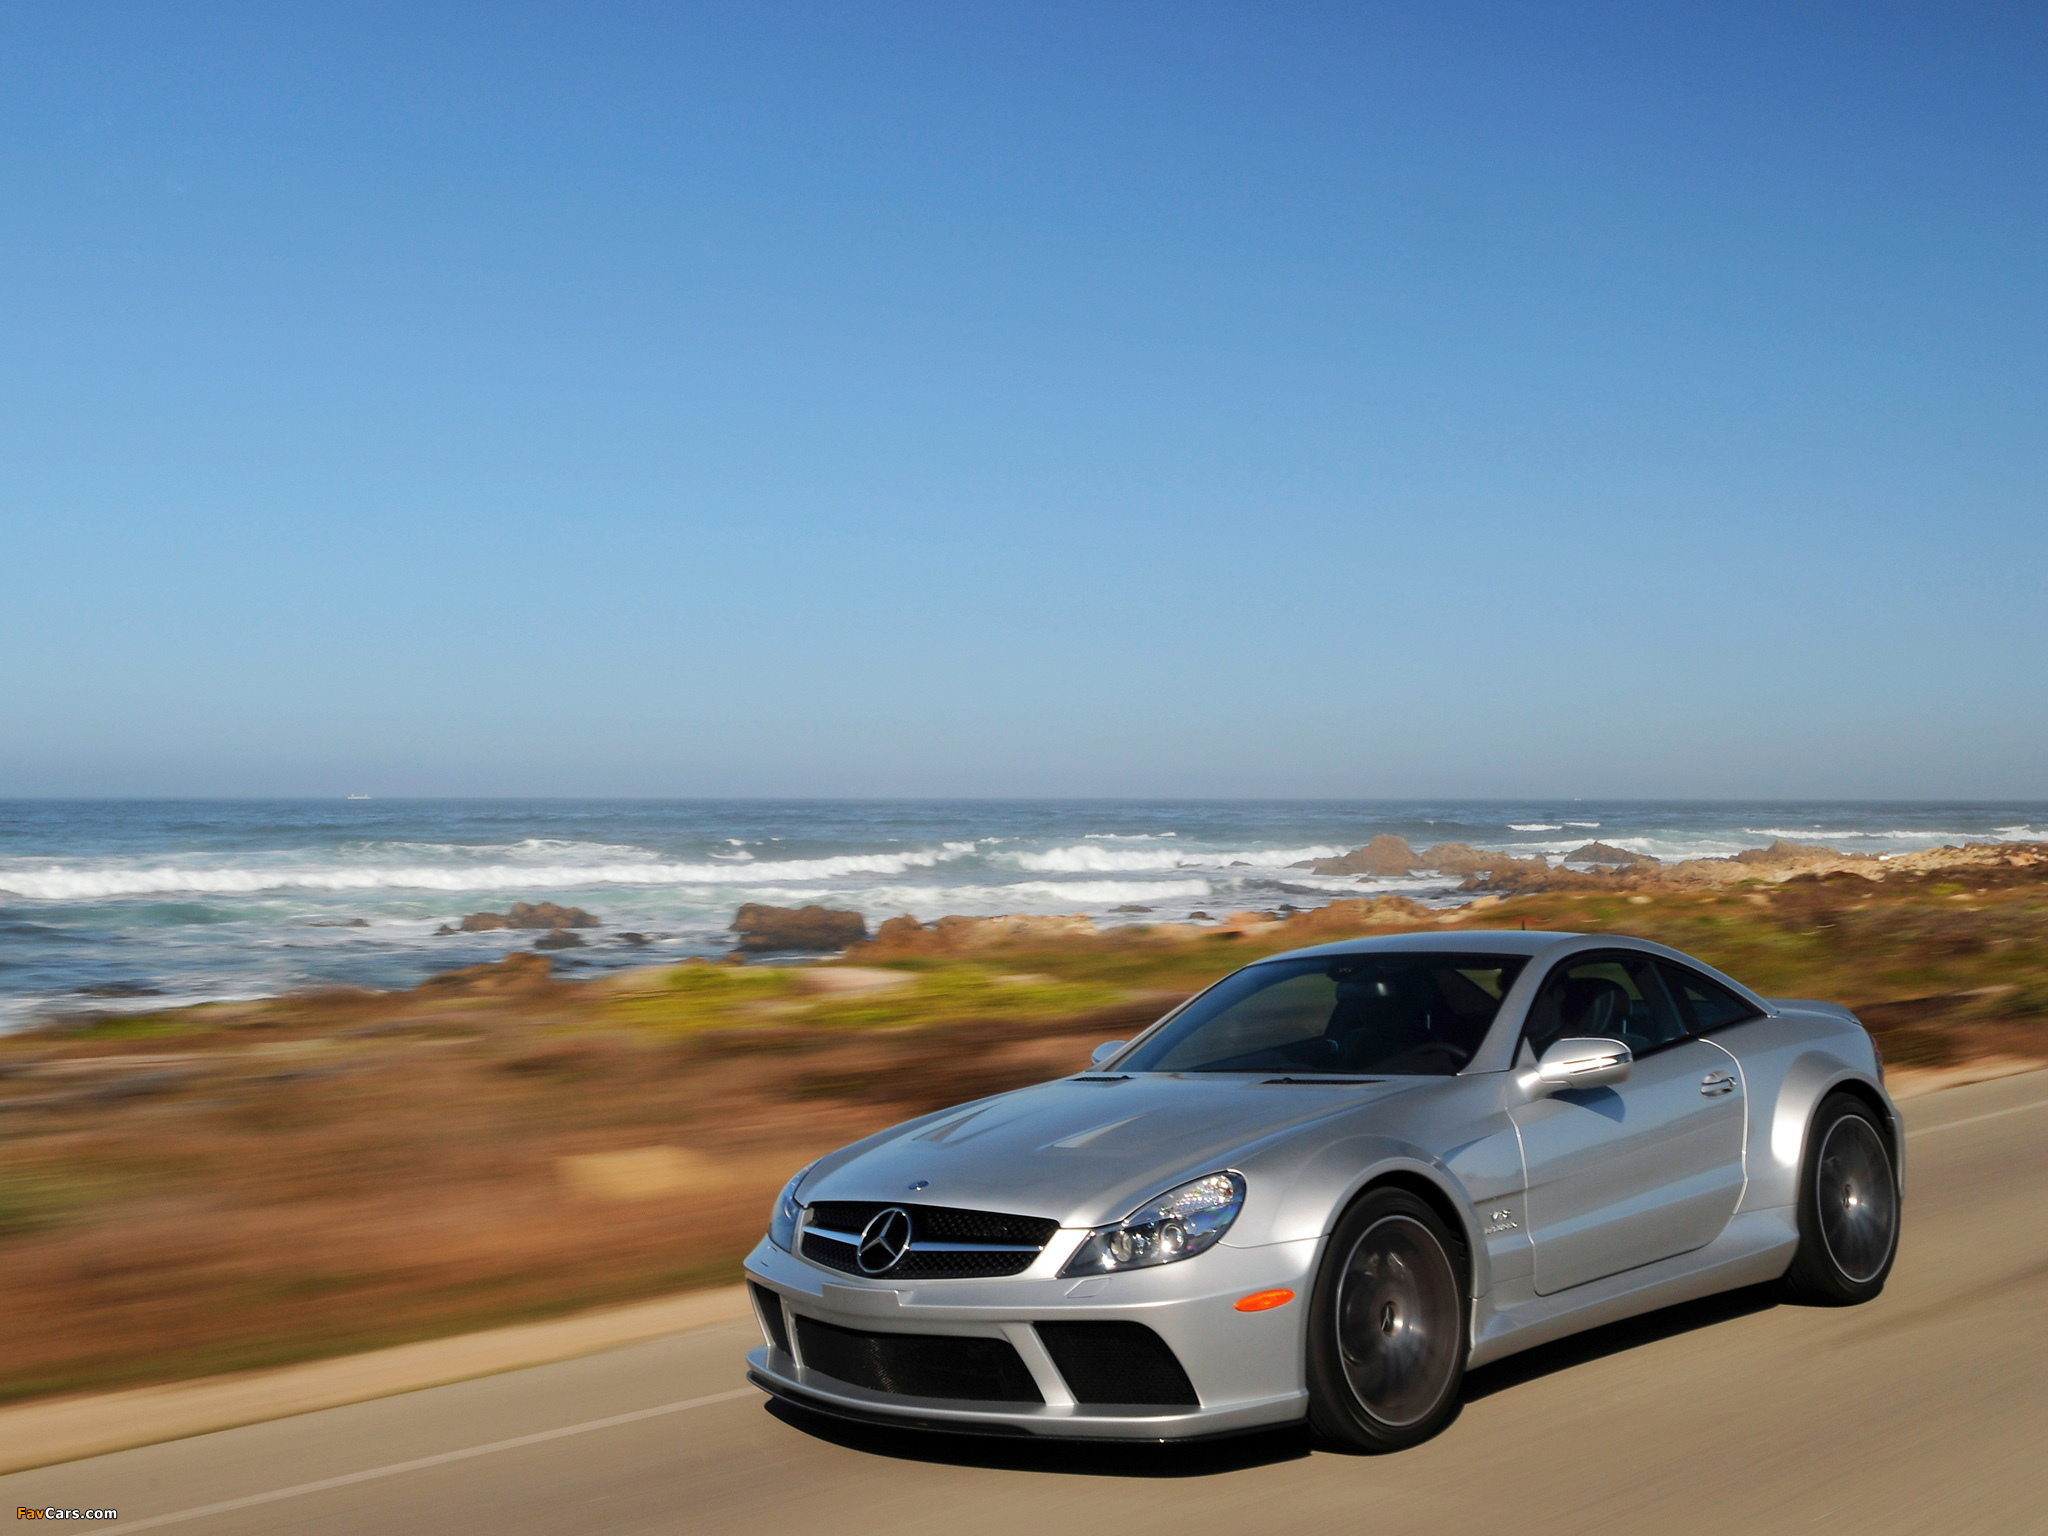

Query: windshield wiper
<box><xmin>1260</xmin><ymin>1076</ymin><xmax>1385</xmax><ymax>1085</ymax></box>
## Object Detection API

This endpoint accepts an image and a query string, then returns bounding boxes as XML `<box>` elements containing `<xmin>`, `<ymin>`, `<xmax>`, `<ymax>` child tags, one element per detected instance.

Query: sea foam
<box><xmin>0</xmin><ymin>844</ymin><xmax>980</xmax><ymax>901</ymax></box>
<box><xmin>1008</xmin><ymin>843</ymin><xmax>1343</xmax><ymax>873</ymax></box>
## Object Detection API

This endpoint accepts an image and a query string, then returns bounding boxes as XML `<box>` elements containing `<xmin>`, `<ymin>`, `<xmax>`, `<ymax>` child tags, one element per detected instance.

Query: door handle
<box><xmin>1700</xmin><ymin>1071</ymin><xmax>1737</xmax><ymax>1096</ymax></box>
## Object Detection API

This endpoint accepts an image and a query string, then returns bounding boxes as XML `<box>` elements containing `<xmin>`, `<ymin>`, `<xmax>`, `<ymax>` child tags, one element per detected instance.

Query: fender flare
<box><xmin>1283</xmin><ymin>1135</ymin><xmax>1492</xmax><ymax>1300</ymax></box>
<box><xmin>1765</xmin><ymin>1051</ymin><xmax>1902</xmax><ymax>1206</ymax></box>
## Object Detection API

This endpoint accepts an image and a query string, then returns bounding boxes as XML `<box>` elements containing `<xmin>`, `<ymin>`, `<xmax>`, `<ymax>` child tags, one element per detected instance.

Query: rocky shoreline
<box><xmin>704</xmin><ymin>834</ymin><xmax>2048</xmax><ymax>962</ymax></box>
<box><xmin>16</xmin><ymin>835</ymin><xmax>2047</xmax><ymax>1027</ymax></box>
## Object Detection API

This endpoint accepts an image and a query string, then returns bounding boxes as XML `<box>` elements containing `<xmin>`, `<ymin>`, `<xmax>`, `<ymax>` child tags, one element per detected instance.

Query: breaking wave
<box><xmin>0</xmin><ymin>844</ymin><xmax>980</xmax><ymax>901</ymax></box>
<box><xmin>1008</xmin><ymin>843</ymin><xmax>1342</xmax><ymax>873</ymax></box>
<box><xmin>1005</xmin><ymin>878</ymin><xmax>1213</xmax><ymax>904</ymax></box>
<box><xmin>1738</xmin><ymin>827</ymin><xmax>1993</xmax><ymax>842</ymax></box>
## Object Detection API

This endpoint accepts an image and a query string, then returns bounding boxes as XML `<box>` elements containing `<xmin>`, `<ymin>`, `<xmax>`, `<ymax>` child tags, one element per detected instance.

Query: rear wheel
<box><xmin>1305</xmin><ymin>1188</ymin><xmax>1467</xmax><ymax>1452</ymax></box>
<box><xmin>1783</xmin><ymin>1092</ymin><xmax>1899</xmax><ymax>1304</ymax></box>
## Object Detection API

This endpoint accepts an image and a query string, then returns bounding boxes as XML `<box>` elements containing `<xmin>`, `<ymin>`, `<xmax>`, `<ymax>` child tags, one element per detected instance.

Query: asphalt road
<box><xmin>9</xmin><ymin>1069</ymin><xmax>2047</xmax><ymax>1536</ymax></box>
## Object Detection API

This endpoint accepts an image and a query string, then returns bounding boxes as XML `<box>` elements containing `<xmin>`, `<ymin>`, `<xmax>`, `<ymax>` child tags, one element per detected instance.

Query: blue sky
<box><xmin>3</xmin><ymin>2</ymin><xmax>2043</xmax><ymax>798</ymax></box>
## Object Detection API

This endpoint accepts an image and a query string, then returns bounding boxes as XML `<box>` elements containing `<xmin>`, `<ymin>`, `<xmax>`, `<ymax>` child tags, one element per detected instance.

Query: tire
<box><xmin>1305</xmin><ymin>1188</ymin><xmax>1468</xmax><ymax>1452</ymax></box>
<box><xmin>1783</xmin><ymin>1092</ymin><xmax>1900</xmax><ymax>1305</ymax></box>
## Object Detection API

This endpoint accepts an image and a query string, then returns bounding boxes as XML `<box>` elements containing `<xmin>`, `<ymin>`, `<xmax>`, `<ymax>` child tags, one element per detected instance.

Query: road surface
<box><xmin>7</xmin><ymin>1068</ymin><xmax>2046</xmax><ymax>1535</ymax></box>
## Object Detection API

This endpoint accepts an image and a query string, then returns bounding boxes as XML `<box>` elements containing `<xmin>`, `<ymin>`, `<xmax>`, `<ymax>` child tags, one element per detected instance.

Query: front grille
<box><xmin>808</xmin><ymin>1202</ymin><xmax>1059</xmax><ymax>1246</ymax></box>
<box><xmin>1034</xmin><ymin>1321</ymin><xmax>1200</xmax><ymax>1407</ymax></box>
<box><xmin>792</xmin><ymin>1315</ymin><xmax>1044</xmax><ymax>1403</ymax></box>
<box><xmin>800</xmin><ymin>1201</ymin><xmax>1059</xmax><ymax>1279</ymax></box>
<box><xmin>800</xmin><ymin>1232</ymin><xmax>870</xmax><ymax>1275</ymax></box>
<box><xmin>749</xmin><ymin>1282</ymin><xmax>791</xmax><ymax>1355</ymax></box>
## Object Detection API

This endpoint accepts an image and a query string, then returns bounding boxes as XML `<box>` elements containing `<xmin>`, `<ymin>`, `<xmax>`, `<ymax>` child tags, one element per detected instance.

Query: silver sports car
<box><xmin>743</xmin><ymin>931</ymin><xmax>1901</xmax><ymax>1450</ymax></box>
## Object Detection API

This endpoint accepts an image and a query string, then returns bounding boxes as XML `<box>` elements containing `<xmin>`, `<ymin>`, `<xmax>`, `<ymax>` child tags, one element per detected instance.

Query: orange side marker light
<box><xmin>1234</xmin><ymin>1288</ymin><xmax>1295</xmax><ymax>1312</ymax></box>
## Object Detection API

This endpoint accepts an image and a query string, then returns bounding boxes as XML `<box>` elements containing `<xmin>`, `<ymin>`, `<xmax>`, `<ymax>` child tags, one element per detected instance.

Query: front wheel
<box><xmin>1305</xmin><ymin>1188</ymin><xmax>1468</xmax><ymax>1452</ymax></box>
<box><xmin>1783</xmin><ymin>1092</ymin><xmax>1900</xmax><ymax>1304</ymax></box>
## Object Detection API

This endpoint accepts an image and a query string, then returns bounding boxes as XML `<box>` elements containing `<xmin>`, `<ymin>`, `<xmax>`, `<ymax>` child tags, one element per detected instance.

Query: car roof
<box><xmin>1253</xmin><ymin>929</ymin><xmax>1589</xmax><ymax>963</ymax></box>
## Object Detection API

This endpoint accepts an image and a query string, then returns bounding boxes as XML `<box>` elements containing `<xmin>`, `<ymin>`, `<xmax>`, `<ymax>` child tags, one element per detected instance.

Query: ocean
<box><xmin>1</xmin><ymin>798</ymin><xmax>2042</xmax><ymax>1031</ymax></box>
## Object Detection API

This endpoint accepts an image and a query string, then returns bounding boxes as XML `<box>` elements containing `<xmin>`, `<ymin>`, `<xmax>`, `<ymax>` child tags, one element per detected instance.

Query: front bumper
<box><xmin>743</xmin><ymin>1233</ymin><xmax>1317</xmax><ymax>1440</ymax></box>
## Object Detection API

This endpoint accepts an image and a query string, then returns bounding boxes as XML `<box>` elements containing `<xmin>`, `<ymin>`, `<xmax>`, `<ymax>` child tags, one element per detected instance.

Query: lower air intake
<box><xmin>793</xmin><ymin>1315</ymin><xmax>1044</xmax><ymax>1404</ymax></box>
<box><xmin>749</xmin><ymin>1282</ymin><xmax>791</xmax><ymax>1355</ymax></box>
<box><xmin>1034</xmin><ymin>1321</ymin><xmax>1200</xmax><ymax>1407</ymax></box>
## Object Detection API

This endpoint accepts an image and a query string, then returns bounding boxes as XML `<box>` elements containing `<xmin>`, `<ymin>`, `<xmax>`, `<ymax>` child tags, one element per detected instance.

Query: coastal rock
<box><xmin>1109</xmin><ymin>904</ymin><xmax>1155</xmax><ymax>914</ymax></box>
<box><xmin>1445</xmin><ymin>835</ymin><xmax>1901</xmax><ymax>897</ymax></box>
<box><xmin>731</xmin><ymin>903</ymin><xmax>869</xmax><ymax>953</ymax></box>
<box><xmin>847</xmin><ymin>912</ymin><xmax>1097</xmax><ymax>958</ymax></box>
<box><xmin>1733</xmin><ymin>839</ymin><xmax>1863</xmax><ymax>868</ymax></box>
<box><xmin>457</xmin><ymin>903</ymin><xmax>601</xmax><ymax>933</ymax></box>
<box><xmin>867</xmin><ymin>915</ymin><xmax>929</xmax><ymax>951</ymax></box>
<box><xmin>1277</xmin><ymin>894</ymin><xmax>1436</xmax><ymax>935</ymax></box>
<box><xmin>1563</xmin><ymin>841</ymin><xmax>1660</xmax><ymax>867</ymax></box>
<box><xmin>1419</xmin><ymin>843</ymin><xmax>1535</xmax><ymax>875</ymax></box>
<box><xmin>533</xmin><ymin>929</ymin><xmax>585</xmax><ymax>950</ymax></box>
<box><xmin>926</xmin><ymin>913</ymin><xmax>1097</xmax><ymax>952</ymax></box>
<box><xmin>1216</xmin><ymin>909</ymin><xmax>1284</xmax><ymax>933</ymax></box>
<box><xmin>616</xmin><ymin>932</ymin><xmax>652</xmax><ymax>946</ymax></box>
<box><xmin>417</xmin><ymin>952</ymin><xmax>556</xmax><ymax>994</ymax></box>
<box><xmin>1294</xmin><ymin>835</ymin><xmax>1423</xmax><ymax>877</ymax></box>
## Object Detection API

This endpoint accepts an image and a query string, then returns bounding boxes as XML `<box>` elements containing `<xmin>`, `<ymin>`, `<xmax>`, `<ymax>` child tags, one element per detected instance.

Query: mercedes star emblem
<box><xmin>856</xmin><ymin>1206</ymin><xmax>914</xmax><ymax>1275</ymax></box>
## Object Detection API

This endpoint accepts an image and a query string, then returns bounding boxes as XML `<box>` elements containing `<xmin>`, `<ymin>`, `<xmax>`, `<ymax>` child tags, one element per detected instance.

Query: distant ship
<box><xmin>347</xmin><ymin>794</ymin><xmax>371</xmax><ymax>800</ymax></box>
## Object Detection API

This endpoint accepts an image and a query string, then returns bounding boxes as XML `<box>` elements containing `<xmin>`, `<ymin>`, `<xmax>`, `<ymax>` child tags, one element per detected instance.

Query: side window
<box><xmin>1523</xmin><ymin>952</ymin><xmax>1688</xmax><ymax>1060</ymax></box>
<box><xmin>1660</xmin><ymin>963</ymin><xmax>1762</xmax><ymax>1035</ymax></box>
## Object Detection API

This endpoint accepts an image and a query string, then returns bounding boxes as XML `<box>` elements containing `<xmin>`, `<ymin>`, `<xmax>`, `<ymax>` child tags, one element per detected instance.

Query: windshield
<box><xmin>1115</xmin><ymin>953</ymin><xmax>1528</xmax><ymax>1076</ymax></box>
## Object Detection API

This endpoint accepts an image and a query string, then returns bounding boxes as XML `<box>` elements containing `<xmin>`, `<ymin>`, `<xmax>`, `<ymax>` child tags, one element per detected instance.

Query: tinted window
<box><xmin>1660</xmin><ymin>963</ymin><xmax>1761</xmax><ymax>1034</ymax></box>
<box><xmin>1523</xmin><ymin>953</ymin><xmax>1687</xmax><ymax>1059</ymax></box>
<box><xmin>1119</xmin><ymin>954</ymin><xmax>1527</xmax><ymax>1076</ymax></box>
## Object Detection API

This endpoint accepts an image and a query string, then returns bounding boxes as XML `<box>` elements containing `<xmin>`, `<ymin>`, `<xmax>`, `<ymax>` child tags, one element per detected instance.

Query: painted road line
<box><xmin>119</xmin><ymin>1386</ymin><xmax>760</xmax><ymax>1532</ymax></box>
<box><xmin>1907</xmin><ymin>1098</ymin><xmax>2048</xmax><ymax>1140</ymax></box>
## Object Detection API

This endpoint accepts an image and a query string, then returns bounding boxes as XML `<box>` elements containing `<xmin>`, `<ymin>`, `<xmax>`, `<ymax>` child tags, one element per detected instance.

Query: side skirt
<box><xmin>1467</xmin><ymin>1207</ymin><xmax>1798</xmax><ymax>1370</ymax></box>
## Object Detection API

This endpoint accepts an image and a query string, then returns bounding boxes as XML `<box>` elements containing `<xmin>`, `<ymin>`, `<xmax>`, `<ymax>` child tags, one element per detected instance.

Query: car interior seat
<box><xmin>1559</xmin><ymin>975</ymin><xmax>1633</xmax><ymax>1041</ymax></box>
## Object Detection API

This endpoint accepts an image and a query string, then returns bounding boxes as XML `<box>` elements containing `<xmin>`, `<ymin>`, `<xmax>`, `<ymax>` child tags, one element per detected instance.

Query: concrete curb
<box><xmin>0</xmin><ymin>1284</ymin><xmax>752</xmax><ymax>1475</ymax></box>
<box><xmin>1883</xmin><ymin>1056</ymin><xmax>2048</xmax><ymax>1100</ymax></box>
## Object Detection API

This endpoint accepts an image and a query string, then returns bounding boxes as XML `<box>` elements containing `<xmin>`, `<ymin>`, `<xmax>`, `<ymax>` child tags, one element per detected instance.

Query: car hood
<box><xmin>803</xmin><ymin>1072</ymin><xmax>1428</xmax><ymax>1230</ymax></box>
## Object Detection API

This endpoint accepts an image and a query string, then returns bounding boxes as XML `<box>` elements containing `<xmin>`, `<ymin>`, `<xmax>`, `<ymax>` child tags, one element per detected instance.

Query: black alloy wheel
<box><xmin>1305</xmin><ymin>1187</ymin><xmax>1468</xmax><ymax>1452</ymax></box>
<box><xmin>1783</xmin><ymin>1091</ymin><xmax>1900</xmax><ymax>1305</ymax></box>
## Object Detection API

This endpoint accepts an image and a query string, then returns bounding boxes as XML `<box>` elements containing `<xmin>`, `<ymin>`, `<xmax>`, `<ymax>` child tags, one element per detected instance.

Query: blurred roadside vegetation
<box><xmin>0</xmin><ymin>858</ymin><xmax>2041</xmax><ymax>1404</ymax></box>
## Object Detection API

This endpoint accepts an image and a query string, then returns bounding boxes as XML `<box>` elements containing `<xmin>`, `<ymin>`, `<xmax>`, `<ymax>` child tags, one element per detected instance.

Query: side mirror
<box><xmin>1532</xmin><ymin>1037</ymin><xmax>1633</xmax><ymax>1094</ymax></box>
<box><xmin>1089</xmin><ymin>1040</ymin><xmax>1127</xmax><ymax>1068</ymax></box>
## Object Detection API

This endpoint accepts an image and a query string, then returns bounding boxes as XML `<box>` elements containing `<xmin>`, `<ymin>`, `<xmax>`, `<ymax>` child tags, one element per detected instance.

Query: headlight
<box><xmin>767</xmin><ymin>1163</ymin><xmax>815</xmax><ymax>1251</ymax></box>
<box><xmin>1059</xmin><ymin>1171</ymin><xmax>1245</xmax><ymax>1277</ymax></box>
